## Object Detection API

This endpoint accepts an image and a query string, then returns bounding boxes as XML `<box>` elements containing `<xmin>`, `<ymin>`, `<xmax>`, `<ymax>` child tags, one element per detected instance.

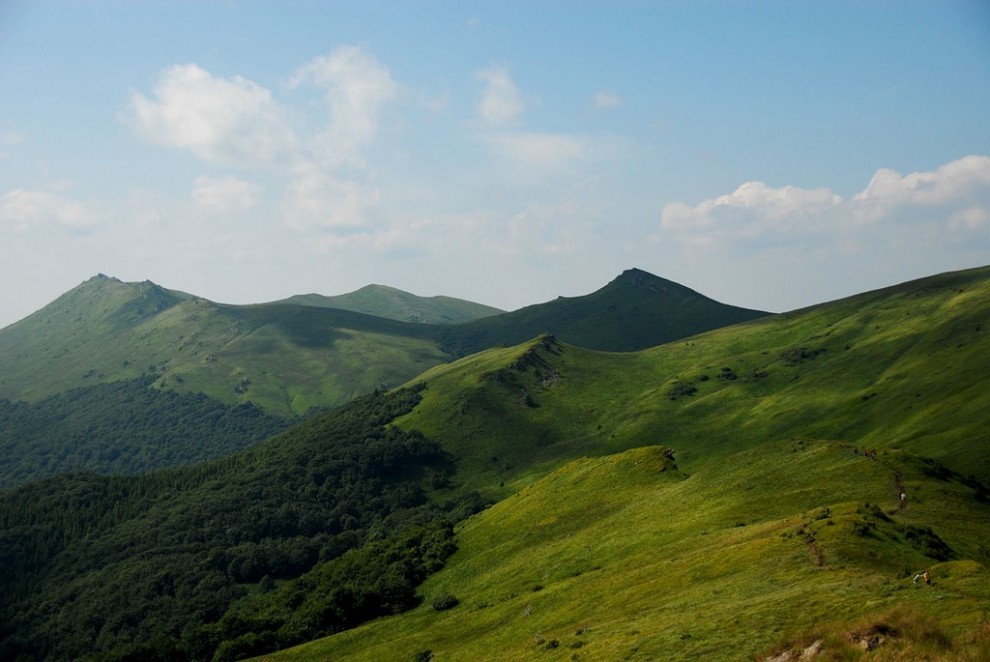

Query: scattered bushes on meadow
<box><xmin>667</xmin><ymin>380</ymin><xmax>698</xmax><ymax>400</ymax></box>
<box><xmin>432</xmin><ymin>593</ymin><xmax>460</xmax><ymax>611</ymax></box>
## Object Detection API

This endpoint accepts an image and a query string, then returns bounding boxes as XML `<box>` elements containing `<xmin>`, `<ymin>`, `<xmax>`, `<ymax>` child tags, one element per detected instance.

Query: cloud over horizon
<box><xmin>659</xmin><ymin>155</ymin><xmax>990</xmax><ymax>252</ymax></box>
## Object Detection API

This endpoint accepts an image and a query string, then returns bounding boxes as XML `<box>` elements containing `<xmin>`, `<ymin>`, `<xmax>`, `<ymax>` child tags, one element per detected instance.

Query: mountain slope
<box><xmin>1</xmin><ymin>265</ymin><xmax>988</xmax><ymax>661</ymax></box>
<box><xmin>0</xmin><ymin>275</ymin><xmax>453</xmax><ymax>416</ymax></box>
<box><xmin>0</xmin><ymin>376</ymin><xmax>289</xmax><ymax>489</ymax></box>
<box><xmin>395</xmin><ymin>265</ymin><xmax>990</xmax><ymax>491</ymax></box>
<box><xmin>0</xmin><ymin>388</ymin><xmax>476</xmax><ymax>662</ymax></box>
<box><xmin>435</xmin><ymin>268</ymin><xmax>770</xmax><ymax>355</ymax></box>
<box><xmin>267</xmin><ymin>441</ymin><xmax>990</xmax><ymax>661</ymax></box>
<box><xmin>278</xmin><ymin>284</ymin><xmax>504</xmax><ymax>324</ymax></box>
<box><xmin>0</xmin><ymin>269</ymin><xmax>767</xmax><ymax>418</ymax></box>
<box><xmin>260</xmin><ymin>265</ymin><xmax>990</xmax><ymax>660</ymax></box>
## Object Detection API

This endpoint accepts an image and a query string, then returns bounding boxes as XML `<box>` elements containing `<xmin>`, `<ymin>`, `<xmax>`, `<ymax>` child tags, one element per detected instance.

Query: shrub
<box><xmin>667</xmin><ymin>380</ymin><xmax>698</xmax><ymax>400</ymax></box>
<box><xmin>432</xmin><ymin>594</ymin><xmax>459</xmax><ymax>611</ymax></box>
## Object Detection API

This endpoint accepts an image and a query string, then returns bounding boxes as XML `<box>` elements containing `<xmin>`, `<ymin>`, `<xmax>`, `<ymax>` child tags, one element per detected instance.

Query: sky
<box><xmin>1</xmin><ymin>1</ymin><xmax>989</xmax><ymax>329</ymax></box>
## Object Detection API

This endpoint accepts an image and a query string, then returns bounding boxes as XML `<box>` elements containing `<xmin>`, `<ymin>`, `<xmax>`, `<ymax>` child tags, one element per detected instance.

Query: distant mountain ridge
<box><xmin>0</xmin><ymin>269</ymin><xmax>767</xmax><ymax>418</ymax></box>
<box><xmin>276</xmin><ymin>284</ymin><xmax>504</xmax><ymax>324</ymax></box>
<box><xmin>436</xmin><ymin>267</ymin><xmax>770</xmax><ymax>355</ymax></box>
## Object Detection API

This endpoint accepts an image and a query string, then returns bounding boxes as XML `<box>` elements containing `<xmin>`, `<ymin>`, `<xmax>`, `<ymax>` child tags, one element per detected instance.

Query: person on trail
<box><xmin>899</xmin><ymin>492</ymin><xmax>906</xmax><ymax>507</ymax></box>
<box><xmin>913</xmin><ymin>570</ymin><xmax>932</xmax><ymax>586</ymax></box>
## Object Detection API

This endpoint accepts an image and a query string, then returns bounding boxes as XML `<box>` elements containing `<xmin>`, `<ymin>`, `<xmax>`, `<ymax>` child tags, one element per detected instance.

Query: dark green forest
<box><xmin>0</xmin><ymin>377</ymin><xmax>290</xmax><ymax>490</ymax></box>
<box><xmin>0</xmin><ymin>386</ymin><xmax>483</xmax><ymax>661</ymax></box>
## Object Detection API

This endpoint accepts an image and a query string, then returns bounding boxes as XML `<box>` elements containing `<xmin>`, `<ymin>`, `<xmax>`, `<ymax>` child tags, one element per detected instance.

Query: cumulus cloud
<box><xmin>593</xmin><ymin>90</ymin><xmax>622</xmax><ymax>109</ymax></box>
<box><xmin>191</xmin><ymin>176</ymin><xmax>260</xmax><ymax>214</ymax></box>
<box><xmin>476</xmin><ymin>65</ymin><xmax>524</xmax><ymax>126</ymax></box>
<box><xmin>289</xmin><ymin>46</ymin><xmax>398</xmax><ymax>164</ymax></box>
<box><xmin>659</xmin><ymin>155</ymin><xmax>990</xmax><ymax>250</ymax></box>
<box><xmin>125</xmin><ymin>64</ymin><xmax>296</xmax><ymax>164</ymax></box>
<box><xmin>851</xmin><ymin>155</ymin><xmax>990</xmax><ymax>224</ymax></box>
<box><xmin>0</xmin><ymin>188</ymin><xmax>98</xmax><ymax>231</ymax></box>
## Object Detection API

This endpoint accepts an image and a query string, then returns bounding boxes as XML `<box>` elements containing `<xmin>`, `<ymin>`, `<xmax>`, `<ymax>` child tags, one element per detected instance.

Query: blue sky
<box><xmin>1</xmin><ymin>1</ymin><xmax>989</xmax><ymax>328</ymax></box>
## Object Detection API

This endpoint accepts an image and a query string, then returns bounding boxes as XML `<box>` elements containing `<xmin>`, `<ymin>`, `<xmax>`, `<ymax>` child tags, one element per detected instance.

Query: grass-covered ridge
<box><xmin>0</xmin><ymin>268</ymin><xmax>764</xmax><ymax>419</ymax></box>
<box><xmin>276</xmin><ymin>283</ymin><xmax>505</xmax><ymax>324</ymax></box>
<box><xmin>0</xmin><ymin>275</ymin><xmax>453</xmax><ymax>416</ymax></box>
<box><xmin>258</xmin><ymin>265</ymin><xmax>990</xmax><ymax>660</ymax></box>
<box><xmin>434</xmin><ymin>268</ymin><xmax>769</xmax><ymax>356</ymax></box>
<box><xmin>396</xmin><ymin>265</ymin><xmax>990</xmax><ymax>490</ymax></box>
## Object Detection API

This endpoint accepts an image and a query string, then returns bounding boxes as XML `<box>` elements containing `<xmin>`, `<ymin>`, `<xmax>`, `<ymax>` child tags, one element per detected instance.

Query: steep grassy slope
<box><xmin>266</xmin><ymin>443</ymin><xmax>989</xmax><ymax>661</ymax></box>
<box><xmin>259</xmin><ymin>267</ymin><xmax>990</xmax><ymax>662</ymax></box>
<box><xmin>435</xmin><ymin>268</ymin><xmax>770</xmax><ymax>355</ymax></box>
<box><xmin>2</xmin><ymin>266</ymin><xmax>987</xmax><ymax>660</ymax></box>
<box><xmin>397</xmin><ymin>265</ymin><xmax>990</xmax><ymax>492</ymax></box>
<box><xmin>278</xmin><ymin>284</ymin><xmax>504</xmax><ymax>324</ymax></box>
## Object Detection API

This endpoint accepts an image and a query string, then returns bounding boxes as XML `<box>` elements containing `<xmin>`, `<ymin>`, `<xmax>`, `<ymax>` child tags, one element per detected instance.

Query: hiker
<box><xmin>899</xmin><ymin>492</ymin><xmax>906</xmax><ymax>507</ymax></box>
<box><xmin>912</xmin><ymin>570</ymin><xmax>932</xmax><ymax>586</ymax></box>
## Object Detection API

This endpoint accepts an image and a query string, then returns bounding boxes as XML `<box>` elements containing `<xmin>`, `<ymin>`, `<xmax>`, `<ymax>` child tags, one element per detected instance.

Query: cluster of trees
<box><xmin>0</xmin><ymin>386</ymin><xmax>483</xmax><ymax>661</ymax></box>
<box><xmin>0</xmin><ymin>376</ymin><xmax>290</xmax><ymax>489</ymax></box>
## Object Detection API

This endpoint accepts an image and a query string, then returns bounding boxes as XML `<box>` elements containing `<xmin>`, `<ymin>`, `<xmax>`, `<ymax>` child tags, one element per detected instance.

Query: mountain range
<box><xmin>1</xmin><ymin>265</ymin><xmax>988</xmax><ymax>661</ymax></box>
<box><xmin>0</xmin><ymin>270</ymin><xmax>767</xmax><ymax>489</ymax></box>
<box><xmin>0</xmin><ymin>269</ymin><xmax>767</xmax><ymax>416</ymax></box>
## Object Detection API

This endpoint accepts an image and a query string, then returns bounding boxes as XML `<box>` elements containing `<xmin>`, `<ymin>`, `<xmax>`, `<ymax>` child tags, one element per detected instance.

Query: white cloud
<box><xmin>0</xmin><ymin>188</ymin><xmax>98</xmax><ymax>231</ymax></box>
<box><xmin>476</xmin><ymin>65</ymin><xmax>524</xmax><ymax>126</ymax></box>
<box><xmin>851</xmin><ymin>155</ymin><xmax>990</xmax><ymax>223</ymax></box>
<box><xmin>125</xmin><ymin>64</ymin><xmax>296</xmax><ymax>164</ymax></box>
<box><xmin>289</xmin><ymin>46</ymin><xmax>398</xmax><ymax>165</ymax></box>
<box><xmin>593</xmin><ymin>90</ymin><xmax>622</xmax><ymax>109</ymax></box>
<box><xmin>191</xmin><ymin>176</ymin><xmax>260</xmax><ymax>214</ymax></box>
<box><xmin>661</xmin><ymin>181</ymin><xmax>842</xmax><ymax>243</ymax></box>
<box><xmin>486</xmin><ymin>132</ymin><xmax>586</xmax><ymax>170</ymax></box>
<box><xmin>659</xmin><ymin>155</ymin><xmax>990</xmax><ymax>249</ymax></box>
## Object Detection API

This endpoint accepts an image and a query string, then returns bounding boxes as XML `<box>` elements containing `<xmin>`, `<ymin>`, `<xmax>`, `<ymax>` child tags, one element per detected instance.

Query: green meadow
<box><xmin>258</xmin><ymin>266</ymin><xmax>990</xmax><ymax>660</ymax></box>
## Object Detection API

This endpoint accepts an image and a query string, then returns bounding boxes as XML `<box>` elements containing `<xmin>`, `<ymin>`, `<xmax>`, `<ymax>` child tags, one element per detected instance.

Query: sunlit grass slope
<box><xmin>249</xmin><ymin>266</ymin><xmax>990</xmax><ymax>660</ymax></box>
<box><xmin>397</xmin><ymin>265</ymin><xmax>990</xmax><ymax>492</ymax></box>
<box><xmin>0</xmin><ymin>275</ymin><xmax>452</xmax><ymax>416</ymax></box>
<box><xmin>278</xmin><ymin>284</ymin><xmax>504</xmax><ymax>324</ymax></box>
<box><xmin>258</xmin><ymin>441</ymin><xmax>990</xmax><ymax>661</ymax></box>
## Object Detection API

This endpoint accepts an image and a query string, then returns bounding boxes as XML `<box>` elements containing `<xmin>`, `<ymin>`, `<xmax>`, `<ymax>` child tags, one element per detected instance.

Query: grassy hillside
<box><xmin>256</xmin><ymin>265</ymin><xmax>990</xmax><ymax>660</ymax></box>
<box><xmin>397</xmin><ymin>265</ymin><xmax>990</xmax><ymax>491</ymax></box>
<box><xmin>266</xmin><ymin>443</ymin><xmax>989</xmax><ymax>661</ymax></box>
<box><xmin>0</xmin><ymin>275</ymin><xmax>453</xmax><ymax>416</ymax></box>
<box><xmin>278</xmin><ymin>284</ymin><xmax>504</xmax><ymax>324</ymax></box>
<box><xmin>0</xmin><ymin>269</ymin><xmax>768</xmax><ymax>418</ymax></box>
<box><xmin>1</xmin><ymin>266</ymin><xmax>987</xmax><ymax>660</ymax></box>
<box><xmin>434</xmin><ymin>268</ymin><xmax>769</xmax><ymax>356</ymax></box>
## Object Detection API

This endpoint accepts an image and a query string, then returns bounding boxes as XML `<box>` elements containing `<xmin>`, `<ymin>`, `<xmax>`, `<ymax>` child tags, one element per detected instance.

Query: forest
<box><xmin>0</xmin><ymin>386</ymin><xmax>483</xmax><ymax>661</ymax></box>
<box><xmin>0</xmin><ymin>376</ymin><xmax>290</xmax><ymax>490</ymax></box>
